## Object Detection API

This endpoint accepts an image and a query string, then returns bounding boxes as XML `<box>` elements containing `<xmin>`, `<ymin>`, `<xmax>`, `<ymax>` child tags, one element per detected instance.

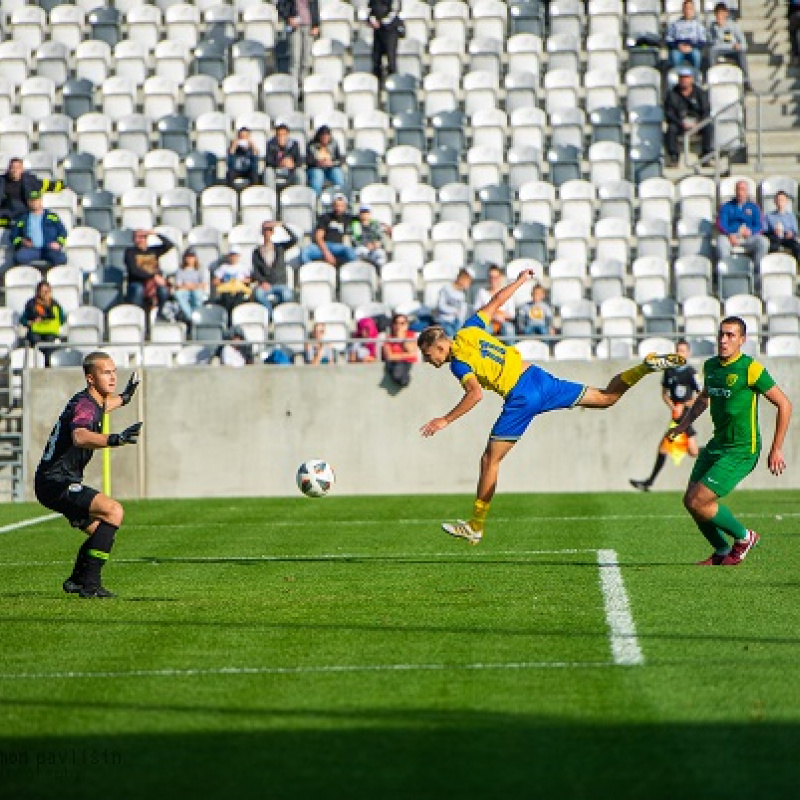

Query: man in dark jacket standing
<box><xmin>368</xmin><ymin>0</ymin><xmax>402</xmax><ymax>83</ymax></box>
<box><xmin>0</xmin><ymin>158</ymin><xmax>64</xmax><ymax>222</ymax></box>
<box><xmin>251</xmin><ymin>221</ymin><xmax>297</xmax><ymax>311</ymax></box>
<box><xmin>664</xmin><ymin>68</ymin><xmax>713</xmax><ymax>166</ymax></box>
<box><xmin>277</xmin><ymin>0</ymin><xmax>319</xmax><ymax>93</ymax></box>
<box><xmin>123</xmin><ymin>229</ymin><xmax>174</xmax><ymax>310</ymax></box>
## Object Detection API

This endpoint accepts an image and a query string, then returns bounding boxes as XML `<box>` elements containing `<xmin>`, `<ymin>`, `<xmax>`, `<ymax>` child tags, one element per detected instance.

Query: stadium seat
<box><xmin>560</xmin><ymin>180</ymin><xmax>596</xmax><ymax>228</ymax></box>
<box><xmin>561</xmin><ymin>301</ymin><xmax>598</xmax><ymax>339</ymax></box>
<box><xmin>160</xmin><ymin>189</ymin><xmax>197</xmax><ymax>233</ymax></box>
<box><xmin>339</xmin><ymin>262</ymin><xmax>378</xmax><ymax>310</ymax></box>
<box><xmin>88</xmin><ymin>7</ymin><xmax>122</xmax><ymax>48</ymax></box>
<box><xmin>121</xmin><ymin>188</ymin><xmax>158</xmax><ymax>231</ymax></box>
<box><xmin>590</xmin><ymin>107</ymin><xmax>624</xmax><ymax>146</ymax></box>
<box><xmin>478</xmin><ymin>184</ymin><xmax>514</xmax><ymax>226</ymax></box>
<box><xmin>438</xmin><ymin>183</ymin><xmax>474</xmax><ymax>227</ymax></box>
<box><xmin>766</xmin><ymin>335</ymin><xmax>800</xmax><ymax>358</ymax></box>
<box><xmin>424</xmin><ymin>73</ymin><xmax>459</xmax><ymax>118</ymax></box>
<box><xmin>544</xmin><ymin>69</ymin><xmax>580</xmax><ymax>115</ymax></box>
<box><xmin>191</xmin><ymin>304</ymin><xmax>228</xmax><ymax>342</ymax></box>
<box><xmin>642</xmin><ymin>298</ymin><xmax>679</xmax><ymax>335</ymax></box>
<box><xmin>767</xmin><ymin>296</ymin><xmax>800</xmax><ymax>335</ymax></box>
<box><xmin>594</xmin><ymin>218</ymin><xmax>631</xmax><ymax>265</ymax></box>
<box><xmin>20</xmin><ymin>77</ymin><xmax>56</xmax><ymax>123</ymax></box>
<box><xmin>547</xmin><ymin>145</ymin><xmax>581</xmax><ymax>189</ymax></box>
<box><xmin>187</xmin><ymin>226</ymin><xmax>222</xmax><ymax>270</ymax></box>
<box><xmin>185</xmin><ymin>75</ymin><xmax>223</xmax><ymax>120</ymax></box>
<box><xmin>598</xmin><ymin>180</ymin><xmax>635</xmax><ymax>223</ymax></box>
<box><xmin>108</xmin><ymin>304</ymin><xmax>147</xmax><ymax>345</ymax></box>
<box><xmin>590</xmin><ymin>259</ymin><xmax>625</xmax><ymax>304</ymax></box>
<box><xmin>242</xmin><ymin>3</ymin><xmax>279</xmax><ymax>49</ymax></box>
<box><xmin>298</xmin><ymin>262</ymin><xmax>337</xmax><ymax>312</ymax></box>
<box><xmin>549</xmin><ymin>260</ymin><xmax>586</xmax><ymax>307</ymax></box>
<box><xmin>683</xmin><ymin>295</ymin><xmax>721</xmax><ymax>337</ymax></box>
<box><xmin>473</xmin><ymin>221</ymin><xmax>508</xmax><ymax>267</ymax></box>
<box><xmin>518</xmin><ymin>181</ymin><xmax>555</xmax><ymax>228</ymax></box>
<box><xmin>510</xmin><ymin>2</ymin><xmax>545</xmax><ymax>37</ymax></box>
<box><xmin>4</xmin><ymin>266</ymin><xmax>43</xmax><ymax>316</ymax></box>
<box><xmin>433</xmin><ymin>1</ymin><xmax>470</xmax><ymax>41</ymax></box>
<box><xmin>554</xmin><ymin>220</ymin><xmax>590</xmax><ymax>266</ymax></box>
<box><xmin>717</xmin><ymin>258</ymin><xmax>754</xmax><ymax>300</ymax></box>
<box><xmin>549</xmin><ymin>0</ymin><xmax>582</xmax><ymax>38</ymax></box>
<box><xmin>676</xmin><ymin>216</ymin><xmax>714</xmax><ymax>260</ymax></box>
<box><xmin>632</xmin><ymin>256</ymin><xmax>670</xmax><ymax>304</ymax></box>
<box><xmin>0</xmin><ymin>41</ymin><xmax>31</xmax><ymax>87</ymax></box>
<box><xmin>635</xmin><ymin>219</ymin><xmax>671</xmax><ymax>262</ymax></box>
<box><xmin>47</xmin><ymin>266</ymin><xmax>84</xmax><ymax>315</ymax></box>
<box><xmin>353</xmin><ymin>111</ymin><xmax>391</xmax><ymax>157</ymax></box>
<box><xmin>88</xmin><ymin>266</ymin><xmax>124</xmax><ymax>311</ymax></box>
<box><xmin>470</xmin><ymin>36</ymin><xmax>504</xmax><ymax>78</ymax></box>
<box><xmin>66</xmin><ymin>227</ymin><xmax>102</xmax><ymax>274</ymax></box>
<box><xmin>400</xmin><ymin>184</ymin><xmax>437</xmax><ymax>230</ymax></box>
<box><xmin>116</xmin><ymin>114</ymin><xmax>152</xmax><ymax>158</ymax></box>
<box><xmin>143</xmin><ymin>149</ymin><xmax>181</xmax><ymax>194</ymax></box>
<box><xmin>11</xmin><ymin>6</ymin><xmax>46</xmax><ymax>50</ymax></box>
<box><xmin>63</xmin><ymin>152</ymin><xmax>97</xmax><ymax>196</ymax></box>
<box><xmin>360</xmin><ymin>184</ymin><xmax>397</xmax><ymax>228</ymax></box>
<box><xmin>345</xmin><ymin>150</ymin><xmax>380</xmax><ymax>193</ymax></box>
<box><xmin>385</xmin><ymin>74</ymin><xmax>419</xmax><ymax>116</ymax></box>
<box><xmin>0</xmin><ymin>116</ymin><xmax>34</xmax><ymax>157</ymax></box>
<box><xmin>81</xmin><ymin>190</ymin><xmax>115</xmax><ymax>234</ymax></box>
<box><xmin>126</xmin><ymin>5</ymin><xmax>162</xmax><ymax>49</ymax></box>
<box><xmin>512</xmin><ymin>222</ymin><xmax>548</xmax><ymax>262</ymax></box>
<box><xmin>422</xmin><ymin>261</ymin><xmax>459</xmax><ymax>307</ymax></box>
<box><xmin>381</xmin><ymin>261</ymin><xmax>419</xmax><ymax>309</ymax></box>
<box><xmin>67</xmin><ymin>306</ymin><xmax>105</xmax><ymax>345</ymax></box>
<box><xmin>200</xmin><ymin>186</ymin><xmax>238</xmax><ymax>233</ymax></box>
<box><xmin>760</xmin><ymin>253</ymin><xmax>797</xmax><ymax>301</ymax></box>
<box><xmin>725</xmin><ymin>294</ymin><xmax>762</xmax><ymax>336</ymax></box>
<box><xmin>431</xmin><ymin>222</ymin><xmax>470</xmax><ymax>265</ymax></box>
<box><xmin>319</xmin><ymin>1</ymin><xmax>355</xmax><ymax>47</ymax></box>
<box><xmin>35</xmin><ymin>41</ymin><xmax>69</xmax><ymax>85</ymax></box>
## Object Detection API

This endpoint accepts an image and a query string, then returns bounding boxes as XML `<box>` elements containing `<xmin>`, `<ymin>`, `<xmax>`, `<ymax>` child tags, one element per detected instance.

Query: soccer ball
<box><xmin>296</xmin><ymin>459</ymin><xmax>336</xmax><ymax>498</ymax></box>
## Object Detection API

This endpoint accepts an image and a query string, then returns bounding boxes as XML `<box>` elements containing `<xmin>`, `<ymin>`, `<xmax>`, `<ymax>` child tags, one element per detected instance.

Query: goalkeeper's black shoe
<box><xmin>79</xmin><ymin>585</ymin><xmax>117</xmax><ymax>599</ymax></box>
<box><xmin>629</xmin><ymin>479</ymin><xmax>652</xmax><ymax>492</ymax></box>
<box><xmin>62</xmin><ymin>579</ymin><xmax>82</xmax><ymax>594</ymax></box>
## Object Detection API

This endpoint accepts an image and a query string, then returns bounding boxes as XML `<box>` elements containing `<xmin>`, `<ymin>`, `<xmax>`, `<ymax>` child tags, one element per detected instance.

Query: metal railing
<box><xmin>749</xmin><ymin>90</ymin><xmax>800</xmax><ymax>173</ymax></box>
<box><xmin>683</xmin><ymin>98</ymin><xmax>745</xmax><ymax>182</ymax></box>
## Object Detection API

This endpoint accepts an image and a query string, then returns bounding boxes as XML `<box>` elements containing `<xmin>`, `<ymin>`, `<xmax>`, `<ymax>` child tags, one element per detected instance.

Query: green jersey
<box><xmin>702</xmin><ymin>354</ymin><xmax>776</xmax><ymax>454</ymax></box>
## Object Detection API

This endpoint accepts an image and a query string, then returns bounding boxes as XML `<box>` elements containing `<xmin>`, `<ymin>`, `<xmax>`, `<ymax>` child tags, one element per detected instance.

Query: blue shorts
<box><xmin>490</xmin><ymin>365</ymin><xmax>586</xmax><ymax>441</ymax></box>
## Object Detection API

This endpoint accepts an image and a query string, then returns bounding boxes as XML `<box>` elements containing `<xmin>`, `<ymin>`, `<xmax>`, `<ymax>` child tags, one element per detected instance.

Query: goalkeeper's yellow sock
<box><xmin>470</xmin><ymin>499</ymin><xmax>490</xmax><ymax>532</ymax></box>
<box><xmin>620</xmin><ymin>364</ymin><xmax>650</xmax><ymax>387</ymax></box>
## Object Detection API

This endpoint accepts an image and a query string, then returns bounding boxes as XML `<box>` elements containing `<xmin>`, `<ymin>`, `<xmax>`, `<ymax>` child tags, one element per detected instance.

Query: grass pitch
<box><xmin>1</xmin><ymin>491</ymin><xmax>799</xmax><ymax>799</ymax></box>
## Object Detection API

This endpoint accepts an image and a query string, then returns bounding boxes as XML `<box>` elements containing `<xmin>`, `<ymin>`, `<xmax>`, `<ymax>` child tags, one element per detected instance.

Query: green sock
<box><xmin>620</xmin><ymin>364</ymin><xmax>649</xmax><ymax>387</ymax></box>
<box><xmin>696</xmin><ymin>519</ymin><xmax>731</xmax><ymax>554</ymax></box>
<box><xmin>711</xmin><ymin>504</ymin><xmax>749</xmax><ymax>541</ymax></box>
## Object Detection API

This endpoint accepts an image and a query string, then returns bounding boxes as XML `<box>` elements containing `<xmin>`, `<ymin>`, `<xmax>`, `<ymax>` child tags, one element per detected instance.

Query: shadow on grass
<box><xmin>0</xmin><ymin>710</ymin><xmax>797</xmax><ymax>800</ymax></box>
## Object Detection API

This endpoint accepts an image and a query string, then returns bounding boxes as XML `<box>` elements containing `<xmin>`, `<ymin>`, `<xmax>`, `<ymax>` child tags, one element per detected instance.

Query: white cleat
<box><xmin>442</xmin><ymin>519</ymin><xmax>483</xmax><ymax>545</ymax></box>
<box><xmin>644</xmin><ymin>352</ymin><xmax>686</xmax><ymax>372</ymax></box>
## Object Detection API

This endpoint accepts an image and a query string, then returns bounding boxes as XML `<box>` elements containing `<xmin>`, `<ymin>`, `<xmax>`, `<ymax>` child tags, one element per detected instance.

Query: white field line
<box><xmin>596</xmin><ymin>549</ymin><xmax>645</xmax><ymax>667</ymax></box>
<box><xmin>0</xmin><ymin>660</ymin><xmax>621</xmax><ymax>682</ymax></box>
<box><xmin>0</xmin><ymin>514</ymin><xmax>59</xmax><ymax>535</ymax></box>
<box><xmin>0</xmin><ymin>548</ymin><xmax>596</xmax><ymax>568</ymax></box>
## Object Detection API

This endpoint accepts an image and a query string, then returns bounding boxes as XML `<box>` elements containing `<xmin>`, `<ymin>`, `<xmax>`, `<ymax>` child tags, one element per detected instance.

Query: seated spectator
<box><xmin>219</xmin><ymin>327</ymin><xmax>254</xmax><ymax>367</ymax></box>
<box><xmin>0</xmin><ymin>157</ymin><xmax>63</xmax><ymax>222</ymax></box>
<box><xmin>666</xmin><ymin>0</ymin><xmax>707</xmax><ymax>71</ymax></box>
<box><xmin>765</xmin><ymin>190</ymin><xmax>800</xmax><ymax>263</ymax></box>
<box><xmin>709</xmin><ymin>3</ymin><xmax>751</xmax><ymax>89</ymax></box>
<box><xmin>227</xmin><ymin>127</ymin><xmax>260</xmax><ymax>187</ymax></box>
<box><xmin>21</xmin><ymin>280</ymin><xmax>63</xmax><ymax>360</ymax></box>
<box><xmin>124</xmin><ymin>229</ymin><xmax>174</xmax><ymax>310</ymax></box>
<box><xmin>790</xmin><ymin>0</ymin><xmax>800</xmax><ymax>65</ymax></box>
<box><xmin>717</xmin><ymin>180</ymin><xmax>769</xmax><ymax>268</ymax></box>
<box><xmin>12</xmin><ymin>194</ymin><xmax>68</xmax><ymax>267</ymax></box>
<box><xmin>305</xmin><ymin>322</ymin><xmax>335</xmax><ymax>365</ymax></box>
<box><xmin>300</xmin><ymin>194</ymin><xmax>358</xmax><ymax>265</ymax></box>
<box><xmin>664</xmin><ymin>68</ymin><xmax>713</xmax><ymax>167</ymax></box>
<box><xmin>382</xmin><ymin>312</ymin><xmax>417</xmax><ymax>388</ymax></box>
<box><xmin>306</xmin><ymin>126</ymin><xmax>346</xmax><ymax>196</ymax></box>
<box><xmin>173</xmin><ymin>249</ymin><xmax>210</xmax><ymax>323</ymax></box>
<box><xmin>516</xmin><ymin>283</ymin><xmax>555</xmax><ymax>338</ymax></box>
<box><xmin>265</xmin><ymin>122</ymin><xmax>303</xmax><ymax>189</ymax></box>
<box><xmin>350</xmin><ymin>205</ymin><xmax>390</xmax><ymax>267</ymax></box>
<box><xmin>252</xmin><ymin>221</ymin><xmax>297</xmax><ymax>311</ymax></box>
<box><xmin>435</xmin><ymin>268</ymin><xmax>473</xmax><ymax>337</ymax></box>
<box><xmin>349</xmin><ymin>316</ymin><xmax>379</xmax><ymax>363</ymax></box>
<box><xmin>212</xmin><ymin>248</ymin><xmax>252</xmax><ymax>312</ymax></box>
<box><xmin>474</xmin><ymin>265</ymin><xmax>516</xmax><ymax>339</ymax></box>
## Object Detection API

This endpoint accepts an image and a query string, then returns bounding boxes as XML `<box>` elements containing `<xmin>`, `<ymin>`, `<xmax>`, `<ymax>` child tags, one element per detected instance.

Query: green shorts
<box><xmin>690</xmin><ymin>447</ymin><xmax>760</xmax><ymax>497</ymax></box>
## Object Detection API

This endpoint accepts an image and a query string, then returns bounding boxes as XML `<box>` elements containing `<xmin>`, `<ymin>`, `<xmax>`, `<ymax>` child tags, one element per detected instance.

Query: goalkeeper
<box><xmin>34</xmin><ymin>352</ymin><xmax>142</xmax><ymax>598</ymax></box>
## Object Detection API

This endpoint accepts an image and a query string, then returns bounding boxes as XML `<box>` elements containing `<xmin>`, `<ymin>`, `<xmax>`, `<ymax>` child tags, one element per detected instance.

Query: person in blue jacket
<box><xmin>716</xmin><ymin>180</ymin><xmax>769</xmax><ymax>269</ymax></box>
<box><xmin>12</xmin><ymin>193</ymin><xmax>68</xmax><ymax>266</ymax></box>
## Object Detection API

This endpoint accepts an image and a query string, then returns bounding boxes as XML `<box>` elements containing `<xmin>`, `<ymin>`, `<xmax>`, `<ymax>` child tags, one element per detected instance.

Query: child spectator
<box><xmin>765</xmin><ymin>190</ymin><xmax>800</xmax><ymax>262</ymax></box>
<box><xmin>516</xmin><ymin>283</ymin><xmax>555</xmax><ymax>338</ymax></box>
<box><xmin>305</xmin><ymin>322</ymin><xmax>335</xmax><ymax>365</ymax></box>
<box><xmin>350</xmin><ymin>205</ymin><xmax>390</xmax><ymax>267</ymax></box>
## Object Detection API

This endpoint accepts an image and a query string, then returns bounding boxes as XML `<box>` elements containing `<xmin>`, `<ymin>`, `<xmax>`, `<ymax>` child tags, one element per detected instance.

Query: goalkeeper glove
<box><xmin>119</xmin><ymin>371</ymin><xmax>140</xmax><ymax>406</ymax></box>
<box><xmin>108</xmin><ymin>422</ymin><xmax>143</xmax><ymax>447</ymax></box>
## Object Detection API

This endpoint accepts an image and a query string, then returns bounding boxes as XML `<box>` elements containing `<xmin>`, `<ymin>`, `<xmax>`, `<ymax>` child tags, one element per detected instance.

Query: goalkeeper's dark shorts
<box><xmin>34</xmin><ymin>474</ymin><xmax>99</xmax><ymax>529</ymax></box>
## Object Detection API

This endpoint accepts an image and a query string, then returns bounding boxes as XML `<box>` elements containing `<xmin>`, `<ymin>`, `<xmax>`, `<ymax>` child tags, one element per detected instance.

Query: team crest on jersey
<box><xmin>68</xmin><ymin>483</ymin><xmax>83</xmax><ymax>493</ymax></box>
<box><xmin>726</xmin><ymin>374</ymin><xmax>739</xmax><ymax>387</ymax></box>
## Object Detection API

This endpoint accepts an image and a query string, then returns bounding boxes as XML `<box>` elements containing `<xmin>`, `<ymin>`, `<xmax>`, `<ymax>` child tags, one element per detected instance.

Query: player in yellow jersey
<box><xmin>418</xmin><ymin>269</ymin><xmax>685</xmax><ymax>544</ymax></box>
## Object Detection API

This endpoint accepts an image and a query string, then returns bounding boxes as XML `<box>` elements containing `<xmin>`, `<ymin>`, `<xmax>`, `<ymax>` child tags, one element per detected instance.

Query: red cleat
<box><xmin>721</xmin><ymin>530</ymin><xmax>761</xmax><ymax>566</ymax></box>
<box><xmin>696</xmin><ymin>553</ymin><xmax>726</xmax><ymax>566</ymax></box>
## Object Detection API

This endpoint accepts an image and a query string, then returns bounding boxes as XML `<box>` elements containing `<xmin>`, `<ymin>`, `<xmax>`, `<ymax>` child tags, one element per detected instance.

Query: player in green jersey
<box><xmin>670</xmin><ymin>317</ymin><xmax>792</xmax><ymax>565</ymax></box>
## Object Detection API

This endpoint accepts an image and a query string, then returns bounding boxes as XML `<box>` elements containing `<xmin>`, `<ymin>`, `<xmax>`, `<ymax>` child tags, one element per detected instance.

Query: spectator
<box><xmin>665</xmin><ymin>0</ymin><xmax>707</xmax><ymax>71</ymax></box>
<box><xmin>212</xmin><ymin>248</ymin><xmax>252</xmax><ymax>312</ymax></box>
<box><xmin>305</xmin><ymin>322</ymin><xmax>335</xmax><ymax>365</ymax></box>
<box><xmin>368</xmin><ymin>0</ymin><xmax>402</xmax><ymax>84</ymax></box>
<box><xmin>382</xmin><ymin>312</ymin><xmax>417</xmax><ymax>388</ymax></box>
<box><xmin>21</xmin><ymin>281</ymin><xmax>63</xmax><ymax>358</ymax></box>
<box><xmin>251</xmin><ymin>221</ymin><xmax>297</xmax><ymax>311</ymax></box>
<box><xmin>265</xmin><ymin>122</ymin><xmax>303</xmax><ymax>189</ymax></box>
<box><xmin>277</xmin><ymin>0</ymin><xmax>319</xmax><ymax>94</ymax></box>
<box><xmin>350</xmin><ymin>205</ymin><xmax>390</xmax><ymax>267</ymax></box>
<box><xmin>790</xmin><ymin>0</ymin><xmax>800</xmax><ymax>64</ymax></box>
<box><xmin>474</xmin><ymin>265</ymin><xmax>516</xmax><ymax>339</ymax></box>
<box><xmin>219</xmin><ymin>327</ymin><xmax>253</xmax><ymax>367</ymax></box>
<box><xmin>0</xmin><ymin>158</ymin><xmax>63</xmax><ymax>222</ymax></box>
<box><xmin>12</xmin><ymin>194</ymin><xmax>68</xmax><ymax>267</ymax></box>
<box><xmin>173</xmin><ymin>249</ymin><xmax>210</xmax><ymax>323</ymax></box>
<box><xmin>435</xmin><ymin>268</ymin><xmax>473</xmax><ymax>337</ymax></box>
<box><xmin>709</xmin><ymin>3</ymin><xmax>752</xmax><ymax>90</ymax></box>
<box><xmin>300</xmin><ymin>194</ymin><xmax>357</xmax><ymax>265</ymax></box>
<box><xmin>516</xmin><ymin>283</ymin><xmax>555</xmax><ymax>338</ymax></box>
<box><xmin>226</xmin><ymin>127</ymin><xmax>260</xmax><ymax>187</ymax></box>
<box><xmin>765</xmin><ymin>190</ymin><xmax>800</xmax><ymax>262</ymax></box>
<box><xmin>124</xmin><ymin>229</ymin><xmax>174</xmax><ymax>310</ymax></box>
<box><xmin>664</xmin><ymin>68</ymin><xmax>713</xmax><ymax>167</ymax></box>
<box><xmin>717</xmin><ymin>180</ymin><xmax>769</xmax><ymax>268</ymax></box>
<box><xmin>349</xmin><ymin>316</ymin><xmax>379</xmax><ymax>363</ymax></box>
<box><xmin>306</xmin><ymin>126</ymin><xmax>346</xmax><ymax>197</ymax></box>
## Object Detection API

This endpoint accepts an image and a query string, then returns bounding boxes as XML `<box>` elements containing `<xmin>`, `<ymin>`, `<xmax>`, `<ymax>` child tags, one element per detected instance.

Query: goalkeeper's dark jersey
<box><xmin>36</xmin><ymin>390</ymin><xmax>103</xmax><ymax>483</ymax></box>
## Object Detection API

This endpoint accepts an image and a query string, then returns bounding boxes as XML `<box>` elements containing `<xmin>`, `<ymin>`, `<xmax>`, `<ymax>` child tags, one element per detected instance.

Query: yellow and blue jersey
<box><xmin>450</xmin><ymin>312</ymin><xmax>524</xmax><ymax>397</ymax></box>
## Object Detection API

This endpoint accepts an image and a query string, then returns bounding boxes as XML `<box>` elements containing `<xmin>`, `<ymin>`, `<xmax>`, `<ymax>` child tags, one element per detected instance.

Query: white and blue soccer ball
<box><xmin>296</xmin><ymin>459</ymin><xmax>336</xmax><ymax>498</ymax></box>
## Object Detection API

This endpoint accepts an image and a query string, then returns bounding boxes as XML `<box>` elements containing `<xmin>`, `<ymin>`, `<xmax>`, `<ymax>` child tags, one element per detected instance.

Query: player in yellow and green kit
<box><xmin>417</xmin><ymin>268</ymin><xmax>685</xmax><ymax>544</ymax></box>
<box><xmin>670</xmin><ymin>317</ymin><xmax>792</xmax><ymax>565</ymax></box>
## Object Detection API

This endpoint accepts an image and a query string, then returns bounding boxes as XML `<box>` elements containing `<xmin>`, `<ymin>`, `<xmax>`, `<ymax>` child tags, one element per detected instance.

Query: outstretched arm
<box><xmin>764</xmin><ymin>385</ymin><xmax>792</xmax><ymax>475</ymax></box>
<box><xmin>668</xmin><ymin>389</ymin><xmax>709</xmax><ymax>439</ymax></box>
<box><xmin>420</xmin><ymin>375</ymin><xmax>483</xmax><ymax>437</ymax></box>
<box><xmin>103</xmin><ymin>372</ymin><xmax>140</xmax><ymax>414</ymax></box>
<box><xmin>479</xmin><ymin>269</ymin><xmax>535</xmax><ymax>322</ymax></box>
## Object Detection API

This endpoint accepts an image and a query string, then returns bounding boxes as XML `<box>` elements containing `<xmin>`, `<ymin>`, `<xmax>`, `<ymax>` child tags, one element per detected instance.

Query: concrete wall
<box><xmin>23</xmin><ymin>358</ymin><xmax>800</xmax><ymax>500</ymax></box>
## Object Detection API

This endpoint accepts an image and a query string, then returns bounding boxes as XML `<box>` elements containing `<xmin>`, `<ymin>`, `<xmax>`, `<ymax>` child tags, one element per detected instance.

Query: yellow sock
<box><xmin>620</xmin><ymin>364</ymin><xmax>650</xmax><ymax>387</ymax></box>
<box><xmin>470</xmin><ymin>500</ymin><xmax>491</xmax><ymax>532</ymax></box>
